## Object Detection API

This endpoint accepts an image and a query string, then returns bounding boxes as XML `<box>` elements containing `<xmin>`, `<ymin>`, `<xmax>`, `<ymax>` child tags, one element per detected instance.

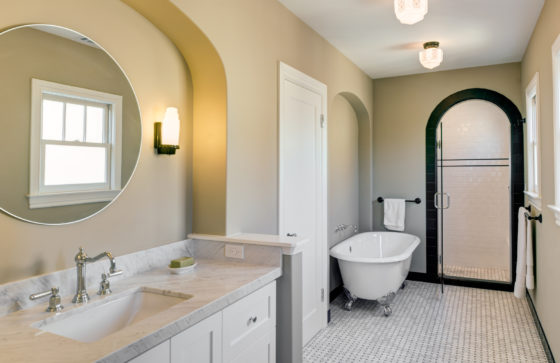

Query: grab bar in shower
<box><xmin>376</xmin><ymin>197</ymin><xmax>422</xmax><ymax>204</ymax></box>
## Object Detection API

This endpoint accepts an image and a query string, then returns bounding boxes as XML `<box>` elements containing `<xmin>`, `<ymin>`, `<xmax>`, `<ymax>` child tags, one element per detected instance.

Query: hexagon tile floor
<box><xmin>303</xmin><ymin>281</ymin><xmax>548</xmax><ymax>363</ymax></box>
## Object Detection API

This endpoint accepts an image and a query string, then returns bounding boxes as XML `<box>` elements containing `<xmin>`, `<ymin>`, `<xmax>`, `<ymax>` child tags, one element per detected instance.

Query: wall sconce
<box><xmin>154</xmin><ymin>107</ymin><xmax>180</xmax><ymax>155</ymax></box>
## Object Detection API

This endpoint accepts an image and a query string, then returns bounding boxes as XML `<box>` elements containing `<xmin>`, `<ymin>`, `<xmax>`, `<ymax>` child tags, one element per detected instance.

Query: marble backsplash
<box><xmin>0</xmin><ymin>239</ymin><xmax>282</xmax><ymax>316</ymax></box>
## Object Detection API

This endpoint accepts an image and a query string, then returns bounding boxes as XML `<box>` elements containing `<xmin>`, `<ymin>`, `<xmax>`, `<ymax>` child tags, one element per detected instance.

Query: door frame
<box><xmin>278</xmin><ymin>62</ymin><xmax>329</xmax><ymax>331</ymax></box>
<box><xmin>425</xmin><ymin>88</ymin><xmax>524</xmax><ymax>291</ymax></box>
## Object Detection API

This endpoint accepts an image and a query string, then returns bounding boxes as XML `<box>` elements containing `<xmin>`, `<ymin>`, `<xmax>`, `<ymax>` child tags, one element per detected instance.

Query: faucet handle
<box><xmin>97</xmin><ymin>274</ymin><xmax>112</xmax><ymax>295</ymax></box>
<box><xmin>30</xmin><ymin>287</ymin><xmax>63</xmax><ymax>312</ymax></box>
<box><xmin>107</xmin><ymin>269</ymin><xmax>123</xmax><ymax>278</ymax></box>
<box><xmin>97</xmin><ymin>270</ymin><xmax>123</xmax><ymax>296</ymax></box>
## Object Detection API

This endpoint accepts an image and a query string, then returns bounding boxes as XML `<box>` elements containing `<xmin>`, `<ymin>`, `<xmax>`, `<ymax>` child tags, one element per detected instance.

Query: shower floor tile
<box><xmin>303</xmin><ymin>281</ymin><xmax>548</xmax><ymax>363</ymax></box>
<box><xmin>444</xmin><ymin>264</ymin><xmax>510</xmax><ymax>282</ymax></box>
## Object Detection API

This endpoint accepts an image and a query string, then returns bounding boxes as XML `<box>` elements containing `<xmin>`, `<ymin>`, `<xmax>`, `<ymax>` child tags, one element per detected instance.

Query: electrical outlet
<box><xmin>225</xmin><ymin>244</ymin><xmax>244</xmax><ymax>259</ymax></box>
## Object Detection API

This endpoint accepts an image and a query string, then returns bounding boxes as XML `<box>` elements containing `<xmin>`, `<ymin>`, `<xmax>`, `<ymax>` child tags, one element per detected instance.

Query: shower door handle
<box><xmin>434</xmin><ymin>193</ymin><xmax>450</xmax><ymax>209</ymax></box>
<box><xmin>434</xmin><ymin>193</ymin><xmax>441</xmax><ymax>209</ymax></box>
<box><xmin>442</xmin><ymin>193</ymin><xmax>450</xmax><ymax>209</ymax></box>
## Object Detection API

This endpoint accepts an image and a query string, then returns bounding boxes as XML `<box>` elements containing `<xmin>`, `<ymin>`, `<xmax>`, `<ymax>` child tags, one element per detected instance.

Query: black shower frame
<box><xmin>424</xmin><ymin>88</ymin><xmax>524</xmax><ymax>292</ymax></box>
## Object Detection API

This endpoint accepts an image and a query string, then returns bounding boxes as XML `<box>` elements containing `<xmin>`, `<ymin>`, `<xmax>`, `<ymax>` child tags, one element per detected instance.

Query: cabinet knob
<box><xmin>247</xmin><ymin>316</ymin><xmax>257</xmax><ymax>325</ymax></box>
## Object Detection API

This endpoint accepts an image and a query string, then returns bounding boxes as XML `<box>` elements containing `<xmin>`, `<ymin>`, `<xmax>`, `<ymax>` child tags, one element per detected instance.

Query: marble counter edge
<box><xmin>98</xmin><ymin>266</ymin><xmax>282</xmax><ymax>363</ymax></box>
<box><xmin>188</xmin><ymin>233</ymin><xmax>308</xmax><ymax>255</ymax></box>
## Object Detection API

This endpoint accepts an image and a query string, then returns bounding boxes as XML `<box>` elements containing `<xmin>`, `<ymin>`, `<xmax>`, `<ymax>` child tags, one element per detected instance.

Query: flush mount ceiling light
<box><xmin>419</xmin><ymin>41</ymin><xmax>443</xmax><ymax>69</ymax></box>
<box><xmin>394</xmin><ymin>0</ymin><xmax>428</xmax><ymax>25</ymax></box>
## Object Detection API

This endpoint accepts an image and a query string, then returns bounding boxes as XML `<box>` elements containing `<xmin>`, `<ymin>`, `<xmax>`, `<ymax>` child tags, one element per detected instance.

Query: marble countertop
<box><xmin>0</xmin><ymin>259</ymin><xmax>281</xmax><ymax>363</ymax></box>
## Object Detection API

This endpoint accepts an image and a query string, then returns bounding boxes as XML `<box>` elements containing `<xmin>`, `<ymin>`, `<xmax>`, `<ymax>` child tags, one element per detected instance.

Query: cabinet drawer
<box><xmin>223</xmin><ymin>281</ymin><xmax>276</xmax><ymax>361</ymax></box>
<box><xmin>231</xmin><ymin>331</ymin><xmax>275</xmax><ymax>363</ymax></box>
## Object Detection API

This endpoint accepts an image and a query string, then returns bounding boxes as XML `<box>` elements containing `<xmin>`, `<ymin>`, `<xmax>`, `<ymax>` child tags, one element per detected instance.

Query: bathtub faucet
<box><xmin>335</xmin><ymin>224</ymin><xmax>359</xmax><ymax>233</ymax></box>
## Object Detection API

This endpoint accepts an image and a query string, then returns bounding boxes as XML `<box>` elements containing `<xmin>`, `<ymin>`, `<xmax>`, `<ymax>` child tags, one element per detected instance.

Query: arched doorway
<box><xmin>425</xmin><ymin>88</ymin><xmax>523</xmax><ymax>291</ymax></box>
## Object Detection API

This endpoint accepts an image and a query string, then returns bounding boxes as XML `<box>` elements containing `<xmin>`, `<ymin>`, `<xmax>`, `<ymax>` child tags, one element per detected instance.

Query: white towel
<box><xmin>383</xmin><ymin>199</ymin><xmax>405</xmax><ymax>231</ymax></box>
<box><xmin>526</xmin><ymin>215</ymin><xmax>535</xmax><ymax>290</ymax></box>
<box><xmin>514</xmin><ymin>207</ymin><xmax>530</xmax><ymax>298</ymax></box>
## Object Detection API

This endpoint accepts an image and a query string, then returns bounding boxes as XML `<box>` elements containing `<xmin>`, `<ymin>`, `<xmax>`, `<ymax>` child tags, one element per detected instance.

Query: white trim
<box><xmin>550</xmin><ymin>34</ymin><xmax>560</xmax><ymax>224</ymax></box>
<box><xmin>278</xmin><ymin>62</ymin><xmax>328</xmax><ymax>333</ymax></box>
<box><xmin>524</xmin><ymin>72</ymin><xmax>541</xmax><ymax>200</ymax></box>
<box><xmin>548</xmin><ymin>204</ymin><xmax>560</xmax><ymax>226</ymax></box>
<box><xmin>29</xmin><ymin>79</ymin><xmax>123</xmax><ymax>208</ymax></box>
<box><xmin>27</xmin><ymin>190</ymin><xmax>119</xmax><ymax>209</ymax></box>
<box><xmin>524</xmin><ymin>191</ymin><xmax>542</xmax><ymax>211</ymax></box>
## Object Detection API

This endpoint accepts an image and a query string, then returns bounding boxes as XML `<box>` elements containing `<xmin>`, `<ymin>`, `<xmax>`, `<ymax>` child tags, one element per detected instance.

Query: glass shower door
<box><xmin>436</xmin><ymin>123</ymin><xmax>448</xmax><ymax>292</ymax></box>
<box><xmin>437</xmin><ymin>100</ymin><xmax>512</xmax><ymax>285</ymax></box>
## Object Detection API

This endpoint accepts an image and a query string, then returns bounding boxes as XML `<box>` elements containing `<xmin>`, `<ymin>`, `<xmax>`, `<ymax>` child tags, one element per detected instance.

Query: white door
<box><xmin>278</xmin><ymin>62</ymin><xmax>328</xmax><ymax>345</ymax></box>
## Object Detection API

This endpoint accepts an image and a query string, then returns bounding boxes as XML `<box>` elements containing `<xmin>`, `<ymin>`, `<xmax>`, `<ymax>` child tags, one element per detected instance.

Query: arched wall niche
<box><xmin>328</xmin><ymin>91</ymin><xmax>372</xmax><ymax>292</ymax></box>
<box><xmin>338</xmin><ymin>92</ymin><xmax>373</xmax><ymax>232</ymax></box>
<box><xmin>123</xmin><ymin>0</ymin><xmax>228</xmax><ymax>235</ymax></box>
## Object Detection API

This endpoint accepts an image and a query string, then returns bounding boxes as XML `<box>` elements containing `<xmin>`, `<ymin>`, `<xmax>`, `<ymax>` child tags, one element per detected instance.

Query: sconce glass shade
<box><xmin>394</xmin><ymin>0</ymin><xmax>428</xmax><ymax>25</ymax></box>
<box><xmin>154</xmin><ymin>107</ymin><xmax>180</xmax><ymax>154</ymax></box>
<box><xmin>419</xmin><ymin>41</ymin><xmax>443</xmax><ymax>69</ymax></box>
<box><xmin>161</xmin><ymin>107</ymin><xmax>180</xmax><ymax>146</ymax></box>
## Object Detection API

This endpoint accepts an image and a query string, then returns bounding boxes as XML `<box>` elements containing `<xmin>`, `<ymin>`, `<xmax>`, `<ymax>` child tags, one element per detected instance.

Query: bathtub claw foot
<box><xmin>343</xmin><ymin>288</ymin><xmax>357</xmax><ymax>311</ymax></box>
<box><xmin>401</xmin><ymin>282</ymin><xmax>406</xmax><ymax>290</ymax></box>
<box><xmin>383</xmin><ymin>305</ymin><xmax>392</xmax><ymax>316</ymax></box>
<box><xmin>378</xmin><ymin>291</ymin><xmax>396</xmax><ymax>317</ymax></box>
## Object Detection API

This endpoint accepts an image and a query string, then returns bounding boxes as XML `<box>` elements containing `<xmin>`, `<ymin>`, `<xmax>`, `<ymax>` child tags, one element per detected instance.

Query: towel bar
<box><xmin>525</xmin><ymin>212</ymin><xmax>542</xmax><ymax>223</ymax></box>
<box><xmin>377</xmin><ymin>197</ymin><xmax>421</xmax><ymax>204</ymax></box>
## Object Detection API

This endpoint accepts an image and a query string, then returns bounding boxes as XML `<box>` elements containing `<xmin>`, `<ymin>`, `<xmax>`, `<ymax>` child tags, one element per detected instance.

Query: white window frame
<box><xmin>550</xmin><ymin>34</ymin><xmax>560</xmax><ymax>225</ymax></box>
<box><xmin>28</xmin><ymin>79</ymin><xmax>122</xmax><ymax>209</ymax></box>
<box><xmin>524</xmin><ymin>72</ymin><xmax>542</xmax><ymax>210</ymax></box>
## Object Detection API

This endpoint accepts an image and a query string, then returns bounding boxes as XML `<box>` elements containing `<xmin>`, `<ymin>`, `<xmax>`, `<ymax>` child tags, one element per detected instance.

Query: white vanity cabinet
<box><xmin>170</xmin><ymin>311</ymin><xmax>222</xmax><ymax>363</ymax></box>
<box><xmin>222</xmin><ymin>282</ymin><xmax>276</xmax><ymax>362</ymax></box>
<box><xmin>128</xmin><ymin>340</ymin><xmax>170</xmax><ymax>363</ymax></box>
<box><xmin>128</xmin><ymin>281</ymin><xmax>276</xmax><ymax>363</ymax></box>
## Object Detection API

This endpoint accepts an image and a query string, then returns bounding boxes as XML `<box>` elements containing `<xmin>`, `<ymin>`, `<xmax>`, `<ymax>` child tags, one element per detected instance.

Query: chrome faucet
<box><xmin>72</xmin><ymin>247</ymin><xmax>121</xmax><ymax>303</ymax></box>
<box><xmin>335</xmin><ymin>224</ymin><xmax>359</xmax><ymax>233</ymax></box>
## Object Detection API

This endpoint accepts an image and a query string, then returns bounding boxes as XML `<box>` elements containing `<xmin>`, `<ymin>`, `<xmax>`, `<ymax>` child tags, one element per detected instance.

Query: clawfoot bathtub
<box><xmin>330</xmin><ymin>232</ymin><xmax>420</xmax><ymax>316</ymax></box>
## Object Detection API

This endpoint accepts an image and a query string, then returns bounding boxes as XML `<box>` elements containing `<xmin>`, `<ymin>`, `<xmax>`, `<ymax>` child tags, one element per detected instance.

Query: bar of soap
<box><xmin>169</xmin><ymin>257</ymin><xmax>194</xmax><ymax>268</ymax></box>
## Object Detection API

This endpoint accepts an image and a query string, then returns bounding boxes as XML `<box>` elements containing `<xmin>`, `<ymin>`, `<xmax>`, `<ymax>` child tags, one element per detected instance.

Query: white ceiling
<box><xmin>278</xmin><ymin>0</ymin><xmax>545</xmax><ymax>79</ymax></box>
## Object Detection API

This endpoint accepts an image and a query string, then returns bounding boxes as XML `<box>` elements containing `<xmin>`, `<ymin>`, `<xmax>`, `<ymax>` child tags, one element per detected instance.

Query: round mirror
<box><xmin>0</xmin><ymin>25</ymin><xmax>141</xmax><ymax>224</ymax></box>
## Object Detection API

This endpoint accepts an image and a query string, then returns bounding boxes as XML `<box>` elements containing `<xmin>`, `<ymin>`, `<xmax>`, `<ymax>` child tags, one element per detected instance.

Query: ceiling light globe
<box><xmin>394</xmin><ymin>0</ymin><xmax>428</xmax><ymax>25</ymax></box>
<box><xmin>419</xmin><ymin>42</ymin><xmax>443</xmax><ymax>69</ymax></box>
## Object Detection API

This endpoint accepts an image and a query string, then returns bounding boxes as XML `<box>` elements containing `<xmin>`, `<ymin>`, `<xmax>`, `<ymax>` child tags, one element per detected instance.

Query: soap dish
<box><xmin>168</xmin><ymin>263</ymin><xmax>197</xmax><ymax>275</ymax></box>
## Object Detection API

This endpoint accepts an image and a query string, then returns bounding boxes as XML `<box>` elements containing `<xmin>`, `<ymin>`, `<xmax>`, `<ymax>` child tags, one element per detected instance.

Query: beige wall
<box><xmin>0</xmin><ymin>0</ymin><xmax>193</xmax><ymax>283</ymax></box>
<box><xmin>521</xmin><ymin>0</ymin><xmax>560</xmax><ymax>357</ymax></box>
<box><xmin>169</xmin><ymin>0</ymin><xmax>374</xmax><ymax>235</ymax></box>
<box><xmin>0</xmin><ymin>27</ymin><xmax>141</xmax><ymax>224</ymax></box>
<box><xmin>372</xmin><ymin>63</ymin><xmax>522</xmax><ymax>272</ymax></box>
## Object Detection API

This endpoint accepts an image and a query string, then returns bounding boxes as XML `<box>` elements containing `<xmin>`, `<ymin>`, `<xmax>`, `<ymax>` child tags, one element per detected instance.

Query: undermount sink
<box><xmin>32</xmin><ymin>287</ymin><xmax>192</xmax><ymax>343</ymax></box>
